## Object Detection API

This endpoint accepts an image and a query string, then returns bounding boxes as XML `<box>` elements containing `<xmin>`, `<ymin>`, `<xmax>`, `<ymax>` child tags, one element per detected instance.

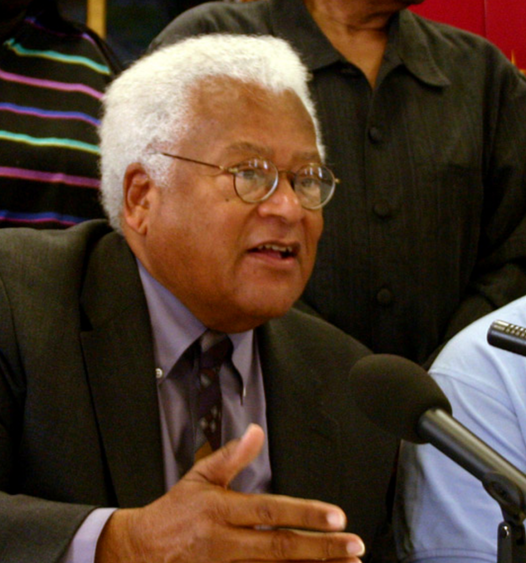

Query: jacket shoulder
<box><xmin>0</xmin><ymin>220</ymin><xmax>115</xmax><ymax>311</ymax></box>
<box><xmin>262</xmin><ymin>307</ymin><xmax>371</xmax><ymax>371</ymax></box>
<box><xmin>0</xmin><ymin>220</ymin><xmax>111</xmax><ymax>275</ymax></box>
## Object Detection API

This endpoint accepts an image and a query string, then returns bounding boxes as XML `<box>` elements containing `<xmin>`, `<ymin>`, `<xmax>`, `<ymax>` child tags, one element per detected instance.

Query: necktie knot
<box><xmin>198</xmin><ymin>330</ymin><xmax>232</xmax><ymax>373</ymax></box>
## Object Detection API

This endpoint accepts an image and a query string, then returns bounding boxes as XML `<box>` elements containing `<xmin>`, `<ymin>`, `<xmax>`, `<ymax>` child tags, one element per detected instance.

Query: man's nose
<box><xmin>257</xmin><ymin>174</ymin><xmax>305</xmax><ymax>222</ymax></box>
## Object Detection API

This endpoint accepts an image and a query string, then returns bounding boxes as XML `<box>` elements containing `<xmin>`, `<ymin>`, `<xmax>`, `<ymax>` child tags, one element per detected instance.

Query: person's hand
<box><xmin>95</xmin><ymin>424</ymin><xmax>365</xmax><ymax>563</ymax></box>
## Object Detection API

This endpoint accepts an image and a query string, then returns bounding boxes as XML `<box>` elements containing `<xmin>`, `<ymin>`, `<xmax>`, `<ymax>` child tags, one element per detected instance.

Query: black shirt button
<box><xmin>373</xmin><ymin>201</ymin><xmax>392</xmax><ymax>218</ymax></box>
<box><xmin>369</xmin><ymin>126</ymin><xmax>383</xmax><ymax>143</ymax></box>
<box><xmin>376</xmin><ymin>288</ymin><xmax>394</xmax><ymax>306</ymax></box>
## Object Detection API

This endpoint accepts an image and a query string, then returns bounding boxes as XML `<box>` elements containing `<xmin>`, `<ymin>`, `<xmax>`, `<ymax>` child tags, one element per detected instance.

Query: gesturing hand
<box><xmin>96</xmin><ymin>424</ymin><xmax>365</xmax><ymax>562</ymax></box>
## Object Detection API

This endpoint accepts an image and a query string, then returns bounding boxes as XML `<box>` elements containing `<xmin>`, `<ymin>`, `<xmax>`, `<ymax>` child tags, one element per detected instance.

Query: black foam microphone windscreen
<box><xmin>349</xmin><ymin>354</ymin><xmax>452</xmax><ymax>443</ymax></box>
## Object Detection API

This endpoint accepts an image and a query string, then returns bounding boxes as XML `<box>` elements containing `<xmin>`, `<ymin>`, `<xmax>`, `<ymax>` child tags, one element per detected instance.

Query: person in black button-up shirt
<box><xmin>152</xmin><ymin>0</ymin><xmax>526</xmax><ymax>366</ymax></box>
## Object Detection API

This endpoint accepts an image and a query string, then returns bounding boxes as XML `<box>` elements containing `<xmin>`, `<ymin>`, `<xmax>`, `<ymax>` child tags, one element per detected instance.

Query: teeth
<box><xmin>258</xmin><ymin>244</ymin><xmax>293</xmax><ymax>253</ymax></box>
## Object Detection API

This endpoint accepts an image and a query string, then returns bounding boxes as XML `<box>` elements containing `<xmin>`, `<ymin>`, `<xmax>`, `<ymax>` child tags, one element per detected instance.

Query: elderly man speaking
<box><xmin>0</xmin><ymin>35</ymin><xmax>397</xmax><ymax>563</ymax></box>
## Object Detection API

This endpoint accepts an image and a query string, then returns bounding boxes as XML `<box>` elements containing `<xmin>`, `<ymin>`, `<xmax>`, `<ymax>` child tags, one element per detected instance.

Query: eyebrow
<box><xmin>226</xmin><ymin>141</ymin><xmax>321</xmax><ymax>163</ymax></box>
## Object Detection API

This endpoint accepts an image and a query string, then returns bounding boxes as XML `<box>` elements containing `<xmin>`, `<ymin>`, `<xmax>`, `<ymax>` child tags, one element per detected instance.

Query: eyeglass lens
<box><xmin>232</xmin><ymin>159</ymin><xmax>334</xmax><ymax>209</ymax></box>
<box><xmin>232</xmin><ymin>159</ymin><xmax>274</xmax><ymax>203</ymax></box>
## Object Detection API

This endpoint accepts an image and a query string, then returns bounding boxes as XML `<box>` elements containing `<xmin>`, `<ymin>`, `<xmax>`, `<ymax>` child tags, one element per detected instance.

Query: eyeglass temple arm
<box><xmin>159</xmin><ymin>152</ymin><xmax>225</xmax><ymax>172</ymax></box>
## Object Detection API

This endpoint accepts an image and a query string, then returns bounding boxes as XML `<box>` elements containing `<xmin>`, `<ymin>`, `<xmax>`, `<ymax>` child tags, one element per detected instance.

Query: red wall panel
<box><xmin>486</xmin><ymin>0</ymin><xmax>526</xmax><ymax>70</ymax></box>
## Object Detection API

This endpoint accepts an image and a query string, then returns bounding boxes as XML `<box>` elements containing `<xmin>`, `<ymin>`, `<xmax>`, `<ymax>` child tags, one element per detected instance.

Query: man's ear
<box><xmin>123</xmin><ymin>163</ymin><xmax>155</xmax><ymax>235</ymax></box>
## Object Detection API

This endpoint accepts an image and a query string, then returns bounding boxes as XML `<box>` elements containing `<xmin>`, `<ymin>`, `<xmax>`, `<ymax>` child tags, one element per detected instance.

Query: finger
<box><xmin>214</xmin><ymin>527</ymin><xmax>365</xmax><ymax>561</ymax></box>
<box><xmin>186</xmin><ymin>423</ymin><xmax>265</xmax><ymax>488</ymax></box>
<box><xmin>224</xmin><ymin>493</ymin><xmax>348</xmax><ymax>532</ymax></box>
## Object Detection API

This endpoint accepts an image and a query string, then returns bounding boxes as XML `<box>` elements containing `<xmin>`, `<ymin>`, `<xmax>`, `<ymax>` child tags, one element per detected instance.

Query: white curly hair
<box><xmin>98</xmin><ymin>33</ymin><xmax>323</xmax><ymax>231</ymax></box>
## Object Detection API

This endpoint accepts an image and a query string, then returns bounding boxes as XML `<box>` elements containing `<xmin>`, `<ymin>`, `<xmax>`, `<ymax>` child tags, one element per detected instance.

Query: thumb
<box><xmin>187</xmin><ymin>424</ymin><xmax>265</xmax><ymax>488</ymax></box>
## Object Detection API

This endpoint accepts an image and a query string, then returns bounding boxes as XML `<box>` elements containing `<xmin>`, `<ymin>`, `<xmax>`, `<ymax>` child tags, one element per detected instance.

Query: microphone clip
<box><xmin>483</xmin><ymin>472</ymin><xmax>526</xmax><ymax>563</ymax></box>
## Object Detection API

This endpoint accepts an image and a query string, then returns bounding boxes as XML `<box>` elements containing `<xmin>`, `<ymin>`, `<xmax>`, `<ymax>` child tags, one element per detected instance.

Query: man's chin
<box><xmin>235</xmin><ymin>296</ymin><xmax>301</xmax><ymax>331</ymax></box>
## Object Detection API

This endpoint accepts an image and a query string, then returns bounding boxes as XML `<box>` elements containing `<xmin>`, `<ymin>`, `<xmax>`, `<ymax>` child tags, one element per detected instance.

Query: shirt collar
<box><xmin>137</xmin><ymin>260</ymin><xmax>255</xmax><ymax>387</ymax></box>
<box><xmin>269</xmin><ymin>0</ymin><xmax>449</xmax><ymax>87</ymax></box>
<box><xmin>394</xmin><ymin>10</ymin><xmax>450</xmax><ymax>87</ymax></box>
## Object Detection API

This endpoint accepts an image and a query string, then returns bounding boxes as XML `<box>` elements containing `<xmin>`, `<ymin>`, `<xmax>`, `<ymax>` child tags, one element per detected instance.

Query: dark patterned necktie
<box><xmin>194</xmin><ymin>331</ymin><xmax>232</xmax><ymax>462</ymax></box>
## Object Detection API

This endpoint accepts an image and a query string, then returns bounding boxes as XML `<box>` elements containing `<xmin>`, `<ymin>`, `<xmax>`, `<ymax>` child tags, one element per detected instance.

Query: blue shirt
<box><xmin>394</xmin><ymin>295</ymin><xmax>526</xmax><ymax>563</ymax></box>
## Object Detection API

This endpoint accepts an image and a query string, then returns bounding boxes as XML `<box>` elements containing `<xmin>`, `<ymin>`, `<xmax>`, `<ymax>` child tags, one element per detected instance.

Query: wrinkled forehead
<box><xmin>190</xmin><ymin>76</ymin><xmax>300</xmax><ymax>109</ymax></box>
<box><xmin>187</xmin><ymin>76</ymin><xmax>317</xmax><ymax>138</ymax></box>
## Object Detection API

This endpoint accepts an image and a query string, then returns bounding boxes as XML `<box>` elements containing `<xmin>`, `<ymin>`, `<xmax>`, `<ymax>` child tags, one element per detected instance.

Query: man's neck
<box><xmin>304</xmin><ymin>0</ymin><xmax>399</xmax><ymax>87</ymax></box>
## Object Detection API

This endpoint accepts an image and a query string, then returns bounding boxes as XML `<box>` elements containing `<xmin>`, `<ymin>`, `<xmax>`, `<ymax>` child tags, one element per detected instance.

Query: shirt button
<box><xmin>155</xmin><ymin>368</ymin><xmax>164</xmax><ymax>380</ymax></box>
<box><xmin>373</xmin><ymin>201</ymin><xmax>392</xmax><ymax>218</ymax></box>
<box><xmin>368</xmin><ymin>126</ymin><xmax>383</xmax><ymax>143</ymax></box>
<box><xmin>376</xmin><ymin>288</ymin><xmax>394</xmax><ymax>306</ymax></box>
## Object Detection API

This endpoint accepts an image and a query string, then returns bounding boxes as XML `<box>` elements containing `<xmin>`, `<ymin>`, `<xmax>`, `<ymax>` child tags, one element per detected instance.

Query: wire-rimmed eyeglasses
<box><xmin>158</xmin><ymin>152</ymin><xmax>338</xmax><ymax>210</ymax></box>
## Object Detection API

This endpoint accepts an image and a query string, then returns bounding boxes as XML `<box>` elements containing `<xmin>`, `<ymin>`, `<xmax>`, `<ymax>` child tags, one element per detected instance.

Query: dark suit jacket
<box><xmin>0</xmin><ymin>220</ymin><xmax>398</xmax><ymax>563</ymax></box>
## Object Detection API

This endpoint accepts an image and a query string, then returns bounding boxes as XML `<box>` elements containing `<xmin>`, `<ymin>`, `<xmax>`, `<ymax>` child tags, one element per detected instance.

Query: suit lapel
<box><xmin>257</xmin><ymin>317</ymin><xmax>341</xmax><ymax>504</ymax></box>
<box><xmin>80</xmin><ymin>234</ymin><xmax>165</xmax><ymax>508</ymax></box>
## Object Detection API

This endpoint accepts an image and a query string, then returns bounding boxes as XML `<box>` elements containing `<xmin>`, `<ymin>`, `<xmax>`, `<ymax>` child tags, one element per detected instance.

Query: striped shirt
<box><xmin>0</xmin><ymin>1</ymin><xmax>120</xmax><ymax>229</ymax></box>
